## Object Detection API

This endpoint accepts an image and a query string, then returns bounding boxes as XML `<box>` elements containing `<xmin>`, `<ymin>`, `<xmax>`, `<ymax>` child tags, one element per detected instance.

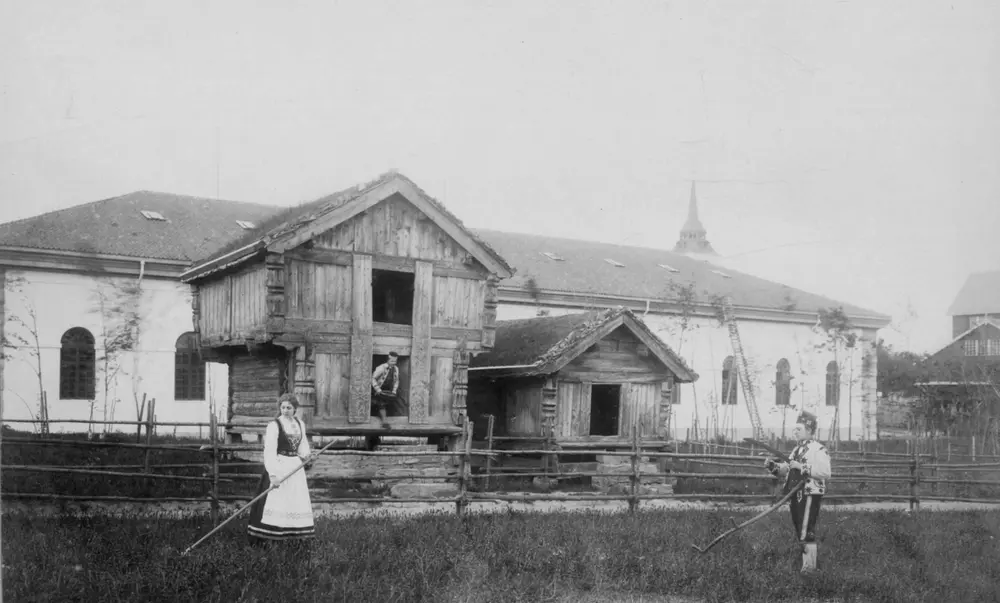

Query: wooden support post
<box><xmin>143</xmin><ymin>399</ymin><xmax>156</xmax><ymax>474</ymax></box>
<box><xmin>485</xmin><ymin>414</ymin><xmax>495</xmax><ymax>491</ymax></box>
<box><xmin>909</xmin><ymin>449</ymin><xmax>918</xmax><ymax>513</ymax></box>
<box><xmin>541</xmin><ymin>376</ymin><xmax>558</xmax><ymax>441</ymax></box>
<box><xmin>410</xmin><ymin>260</ymin><xmax>433</xmax><ymax>424</ymax></box>
<box><xmin>209</xmin><ymin>411</ymin><xmax>220</xmax><ymax>526</ymax></box>
<box><xmin>348</xmin><ymin>253</ymin><xmax>373</xmax><ymax>423</ymax></box>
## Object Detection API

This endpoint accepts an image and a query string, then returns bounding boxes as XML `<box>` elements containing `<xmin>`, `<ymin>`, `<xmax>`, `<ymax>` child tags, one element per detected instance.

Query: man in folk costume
<box><xmin>247</xmin><ymin>393</ymin><xmax>316</xmax><ymax>545</ymax></box>
<box><xmin>764</xmin><ymin>410</ymin><xmax>831</xmax><ymax>571</ymax></box>
<box><xmin>371</xmin><ymin>352</ymin><xmax>402</xmax><ymax>429</ymax></box>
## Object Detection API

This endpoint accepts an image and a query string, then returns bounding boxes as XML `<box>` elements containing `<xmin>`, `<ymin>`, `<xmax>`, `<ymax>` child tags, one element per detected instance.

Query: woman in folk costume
<box><xmin>764</xmin><ymin>410</ymin><xmax>832</xmax><ymax>571</ymax></box>
<box><xmin>247</xmin><ymin>393</ymin><xmax>316</xmax><ymax>544</ymax></box>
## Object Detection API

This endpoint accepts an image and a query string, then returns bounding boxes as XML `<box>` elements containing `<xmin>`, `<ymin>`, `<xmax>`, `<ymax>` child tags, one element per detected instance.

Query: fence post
<box><xmin>456</xmin><ymin>418</ymin><xmax>471</xmax><ymax>516</ymax></box>
<box><xmin>209</xmin><ymin>412</ymin><xmax>220</xmax><ymax>526</ymax></box>
<box><xmin>909</xmin><ymin>447</ymin><xmax>919</xmax><ymax>513</ymax></box>
<box><xmin>629</xmin><ymin>424</ymin><xmax>640</xmax><ymax>514</ymax></box>
<box><xmin>135</xmin><ymin>393</ymin><xmax>147</xmax><ymax>444</ymax></box>
<box><xmin>143</xmin><ymin>398</ymin><xmax>156</xmax><ymax>474</ymax></box>
<box><xmin>972</xmin><ymin>436</ymin><xmax>976</xmax><ymax>463</ymax></box>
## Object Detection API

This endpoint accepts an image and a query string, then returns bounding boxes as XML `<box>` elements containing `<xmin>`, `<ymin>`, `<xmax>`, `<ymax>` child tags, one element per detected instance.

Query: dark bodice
<box><xmin>275</xmin><ymin>418</ymin><xmax>303</xmax><ymax>456</ymax></box>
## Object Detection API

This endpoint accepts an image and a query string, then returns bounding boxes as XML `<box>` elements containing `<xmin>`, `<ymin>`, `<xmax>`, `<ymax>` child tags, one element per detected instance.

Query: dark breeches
<box><xmin>789</xmin><ymin>492</ymin><xmax>822</xmax><ymax>542</ymax></box>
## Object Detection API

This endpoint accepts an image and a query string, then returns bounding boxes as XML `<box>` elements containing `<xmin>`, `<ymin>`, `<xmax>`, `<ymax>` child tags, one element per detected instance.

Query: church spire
<box><xmin>672</xmin><ymin>181</ymin><xmax>718</xmax><ymax>256</ymax></box>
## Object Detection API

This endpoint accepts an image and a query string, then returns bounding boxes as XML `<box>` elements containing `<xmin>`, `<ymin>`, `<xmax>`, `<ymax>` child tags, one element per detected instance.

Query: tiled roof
<box><xmin>0</xmin><ymin>191</ymin><xmax>281</xmax><ymax>262</ymax></box>
<box><xmin>947</xmin><ymin>270</ymin><xmax>1000</xmax><ymax>316</ymax></box>
<box><xmin>471</xmin><ymin>228</ymin><xmax>890</xmax><ymax>323</ymax></box>
<box><xmin>471</xmin><ymin>306</ymin><xmax>697</xmax><ymax>381</ymax></box>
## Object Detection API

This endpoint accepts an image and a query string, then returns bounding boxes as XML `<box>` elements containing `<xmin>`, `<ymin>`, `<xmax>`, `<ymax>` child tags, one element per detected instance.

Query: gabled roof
<box><xmin>472</xmin><ymin>228</ymin><xmax>891</xmax><ymax>326</ymax></box>
<box><xmin>180</xmin><ymin>171</ymin><xmax>514</xmax><ymax>282</ymax></box>
<box><xmin>469</xmin><ymin>306</ymin><xmax>698</xmax><ymax>382</ymax></box>
<box><xmin>0</xmin><ymin>191</ymin><xmax>280</xmax><ymax>262</ymax></box>
<box><xmin>947</xmin><ymin>270</ymin><xmax>1000</xmax><ymax>316</ymax></box>
<box><xmin>927</xmin><ymin>319</ymin><xmax>1000</xmax><ymax>359</ymax></box>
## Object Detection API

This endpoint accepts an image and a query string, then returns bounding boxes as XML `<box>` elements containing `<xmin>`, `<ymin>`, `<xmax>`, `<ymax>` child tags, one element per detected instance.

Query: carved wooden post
<box><xmin>294</xmin><ymin>346</ymin><xmax>316</xmax><ymax>427</ymax></box>
<box><xmin>190</xmin><ymin>286</ymin><xmax>201</xmax><ymax>335</ymax></box>
<box><xmin>265</xmin><ymin>252</ymin><xmax>286</xmax><ymax>333</ymax></box>
<box><xmin>541</xmin><ymin>376</ymin><xmax>558</xmax><ymax>438</ymax></box>
<box><xmin>482</xmin><ymin>275</ymin><xmax>499</xmax><ymax>349</ymax></box>
<box><xmin>660</xmin><ymin>378</ymin><xmax>674</xmax><ymax>438</ymax></box>
<box><xmin>451</xmin><ymin>340</ymin><xmax>470</xmax><ymax>426</ymax></box>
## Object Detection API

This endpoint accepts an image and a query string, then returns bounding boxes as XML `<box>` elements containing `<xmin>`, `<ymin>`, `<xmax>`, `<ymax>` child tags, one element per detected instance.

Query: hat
<box><xmin>796</xmin><ymin>410</ymin><xmax>818</xmax><ymax>433</ymax></box>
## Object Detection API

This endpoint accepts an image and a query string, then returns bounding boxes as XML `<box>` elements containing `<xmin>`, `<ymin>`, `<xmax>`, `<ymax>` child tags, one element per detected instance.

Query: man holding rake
<box><xmin>764</xmin><ymin>410</ymin><xmax>832</xmax><ymax>572</ymax></box>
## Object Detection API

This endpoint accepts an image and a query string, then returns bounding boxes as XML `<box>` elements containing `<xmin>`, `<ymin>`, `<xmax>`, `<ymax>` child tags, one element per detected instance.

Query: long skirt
<box><xmin>247</xmin><ymin>454</ymin><xmax>315</xmax><ymax>542</ymax></box>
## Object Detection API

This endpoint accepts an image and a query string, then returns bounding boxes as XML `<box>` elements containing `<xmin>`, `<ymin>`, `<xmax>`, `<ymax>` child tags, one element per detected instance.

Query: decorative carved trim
<box><xmin>451</xmin><ymin>340</ymin><xmax>470</xmax><ymax>426</ymax></box>
<box><xmin>482</xmin><ymin>275</ymin><xmax>499</xmax><ymax>349</ymax></box>
<box><xmin>265</xmin><ymin>252</ymin><xmax>286</xmax><ymax>326</ymax></box>
<box><xmin>660</xmin><ymin>378</ymin><xmax>674</xmax><ymax>436</ymax></box>
<box><xmin>293</xmin><ymin>346</ymin><xmax>317</xmax><ymax>426</ymax></box>
<box><xmin>541</xmin><ymin>375</ymin><xmax>558</xmax><ymax>437</ymax></box>
<box><xmin>190</xmin><ymin>286</ymin><xmax>201</xmax><ymax>334</ymax></box>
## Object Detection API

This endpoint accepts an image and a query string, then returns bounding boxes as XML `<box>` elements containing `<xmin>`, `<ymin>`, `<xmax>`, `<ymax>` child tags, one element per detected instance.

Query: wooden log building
<box><xmin>180</xmin><ymin>172</ymin><xmax>514</xmax><ymax>446</ymax></box>
<box><xmin>467</xmin><ymin>307</ymin><xmax>698</xmax><ymax>447</ymax></box>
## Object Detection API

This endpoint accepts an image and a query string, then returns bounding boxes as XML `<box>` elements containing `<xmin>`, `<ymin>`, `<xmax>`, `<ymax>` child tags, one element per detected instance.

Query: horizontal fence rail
<box><xmin>3</xmin><ymin>417</ymin><xmax>1000</xmax><ymax>523</ymax></box>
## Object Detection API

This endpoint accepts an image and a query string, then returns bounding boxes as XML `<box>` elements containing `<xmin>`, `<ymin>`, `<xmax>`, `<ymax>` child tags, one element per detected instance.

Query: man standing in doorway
<box><xmin>764</xmin><ymin>410</ymin><xmax>831</xmax><ymax>572</ymax></box>
<box><xmin>371</xmin><ymin>352</ymin><xmax>400</xmax><ymax>430</ymax></box>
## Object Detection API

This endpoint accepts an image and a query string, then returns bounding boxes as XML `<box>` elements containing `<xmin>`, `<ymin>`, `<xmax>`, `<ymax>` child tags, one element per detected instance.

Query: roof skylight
<box><xmin>711</xmin><ymin>269</ymin><xmax>732</xmax><ymax>278</ymax></box>
<box><xmin>604</xmin><ymin>259</ymin><xmax>625</xmax><ymax>267</ymax></box>
<box><xmin>140</xmin><ymin>210</ymin><xmax>166</xmax><ymax>221</ymax></box>
<box><xmin>541</xmin><ymin>252</ymin><xmax>565</xmax><ymax>261</ymax></box>
<box><xmin>236</xmin><ymin>220</ymin><xmax>256</xmax><ymax>230</ymax></box>
<box><xmin>658</xmin><ymin>263</ymin><xmax>680</xmax><ymax>273</ymax></box>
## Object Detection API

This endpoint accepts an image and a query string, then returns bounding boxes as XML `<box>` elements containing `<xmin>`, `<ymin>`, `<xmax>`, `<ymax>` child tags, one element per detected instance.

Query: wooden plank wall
<box><xmin>314</xmin><ymin>195</ymin><xmax>473</xmax><ymax>263</ymax></box>
<box><xmin>313</xmin><ymin>352</ymin><xmax>350</xmax><ymax>420</ymax></box>
<box><xmin>556</xmin><ymin>381</ymin><xmax>592</xmax><ymax>438</ymax></box>
<box><xmin>620</xmin><ymin>383</ymin><xmax>659</xmax><ymax>438</ymax></box>
<box><xmin>198</xmin><ymin>265</ymin><xmax>267</xmax><ymax>341</ymax></box>
<box><xmin>285</xmin><ymin>260</ymin><xmax>352</xmax><ymax>320</ymax></box>
<box><xmin>198</xmin><ymin>277</ymin><xmax>231</xmax><ymax>341</ymax></box>
<box><xmin>432</xmin><ymin>275</ymin><xmax>484</xmax><ymax>329</ymax></box>
<box><xmin>560</xmin><ymin>330</ymin><xmax>671</xmax><ymax>384</ymax></box>
<box><xmin>230</xmin><ymin>265</ymin><xmax>267</xmax><ymax>337</ymax></box>
<box><xmin>505</xmin><ymin>386</ymin><xmax>542</xmax><ymax>436</ymax></box>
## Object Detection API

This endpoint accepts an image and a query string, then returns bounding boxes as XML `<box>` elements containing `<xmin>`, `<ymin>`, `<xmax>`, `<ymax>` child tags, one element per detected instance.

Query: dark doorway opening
<box><xmin>372</xmin><ymin>270</ymin><xmax>415</xmax><ymax>325</ymax></box>
<box><xmin>589</xmin><ymin>384</ymin><xmax>621</xmax><ymax>436</ymax></box>
<box><xmin>371</xmin><ymin>354</ymin><xmax>410</xmax><ymax>418</ymax></box>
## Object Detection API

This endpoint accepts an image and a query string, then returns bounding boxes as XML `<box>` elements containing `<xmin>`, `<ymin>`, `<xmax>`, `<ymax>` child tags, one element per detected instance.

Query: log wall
<box><xmin>198</xmin><ymin>264</ymin><xmax>268</xmax><ymax>344</ymax></box>
<box><xmin>229</xmin><ymin>350</ymin><xmax>287</xmax><ymax>423</ymax></box>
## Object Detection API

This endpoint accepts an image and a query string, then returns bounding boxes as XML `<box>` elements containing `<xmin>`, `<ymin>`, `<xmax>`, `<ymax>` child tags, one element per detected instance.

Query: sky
<box><xmin>1</xmin><ymin>0</ymin><xmax>998</xmax><ymax>354</ymax></box>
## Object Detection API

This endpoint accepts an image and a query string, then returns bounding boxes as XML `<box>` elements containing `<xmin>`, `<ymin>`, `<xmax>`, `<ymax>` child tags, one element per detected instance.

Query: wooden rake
<box><xmin>691</xmin><ymin>481</ymin><xmax>804</xmax><ymax>554</ymax></box>
<box><xmin>181</xmin><ymin>438</ymin><xmax>341</xmax><ymax>556</ymax></box>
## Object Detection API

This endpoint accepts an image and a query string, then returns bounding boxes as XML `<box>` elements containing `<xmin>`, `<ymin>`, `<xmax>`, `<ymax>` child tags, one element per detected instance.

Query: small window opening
<box><xmin>711</xmin><ymin>269</ymin><xmax>731</xmax><ymax>278</ymax></box>
<box><xmin>372</xmin><ymin>269</ymin><xmax>415</xmax><ymax>325</ymax></box>
<box><xmin>589</xmin><ymin>384</ymin><xmax>621</xmax><ymax>436</ymax></box>
<box><xmin>140</xmin><ymin>210</ymin><xmax>166</xmax><ymax>221</ymax></box>
<box><xmin>604</xmin><ymin>259</ymin><xmax>625</xmax><ymax>268</ymax></box>
<box><xmin>541</xmin><ymin>252</ymin><xmax>565</xmax><ymax>261</ymax></box>
<box><xmin>235</xmin><ymin>220</ymin><xmax>256</xmax><ymax>230</ymax></box>
<box><xmin>371</xmin><ymin>354</ymin><xmax>410</xmax><ymax>418</ymax></box>
<box><xmin>658</xmin><ymin>264</ymin><xmax>680</xmax><ymax>273</ymax></box>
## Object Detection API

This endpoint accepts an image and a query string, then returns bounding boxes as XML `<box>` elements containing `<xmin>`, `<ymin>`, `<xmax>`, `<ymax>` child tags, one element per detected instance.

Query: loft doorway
<box><xmin>589</xmin><ymin>384</ymin><xmax>621</xmax><ymax>436</ymax></box>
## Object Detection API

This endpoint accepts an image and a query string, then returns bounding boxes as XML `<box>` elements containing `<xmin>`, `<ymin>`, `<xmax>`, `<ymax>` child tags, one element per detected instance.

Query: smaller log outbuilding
<box><xmin>467</xmin><ymin>307</ymin><xmax>697</xmax><ymax>447</ymax></box>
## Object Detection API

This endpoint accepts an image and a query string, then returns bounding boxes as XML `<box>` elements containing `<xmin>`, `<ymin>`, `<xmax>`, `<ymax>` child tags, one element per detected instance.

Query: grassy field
<box><xmin>4</xmin><ymin>508</ymin><xmax>1000</xmax><ymax>603</ymax></box>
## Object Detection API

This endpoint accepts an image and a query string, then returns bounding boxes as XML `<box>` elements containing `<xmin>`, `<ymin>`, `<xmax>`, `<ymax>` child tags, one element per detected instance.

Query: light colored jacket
<box><xmin>767</xmin><ymin>439</ymin><xmax>832</xmax><ymax>495</ymax></box>
<box><xmin>371</xmin><ymin>362</ymin><xmax>399</xmax><ymax>394</ymax></box>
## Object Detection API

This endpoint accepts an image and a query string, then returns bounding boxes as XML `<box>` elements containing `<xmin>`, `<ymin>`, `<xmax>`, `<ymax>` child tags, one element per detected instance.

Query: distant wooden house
<box><xmin>180</xmin><ymin>172</ymin><xmax>514</xmax><ymax>444</ymax></box>
<box><xmin>467</xmin><ymin>307</ymin><xmax>697</xmax><ymax>447</ymax></box>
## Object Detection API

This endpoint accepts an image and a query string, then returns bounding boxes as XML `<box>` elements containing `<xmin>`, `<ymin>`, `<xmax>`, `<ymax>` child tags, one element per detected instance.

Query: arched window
<box><xmin>60</xmin><ymin>327</ymin><xmax>96</xmax><ymax>400</ymax></box>
<box><xmin>776</xmin><ymin>358</ymin><xmax>792</xmax><ymax>406</ymax></box>
<box><xmin>175</xmin><ymin>332</ymin><xmax>206</xmax><ymax>401</ymax></box>
<box><xmin>721</xmin><ymin>356</ymin><xmax>738</xmax><ymax>405</ymax></box>
<box><xmin>825</xmin><ymin>360</ymin><xmax>840</xmax><ymax>407</ymax></box>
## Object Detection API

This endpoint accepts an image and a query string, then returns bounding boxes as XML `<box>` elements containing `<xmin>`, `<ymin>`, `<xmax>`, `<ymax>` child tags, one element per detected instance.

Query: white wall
<box><xmin>2</xmin><ymin>269</ymin><xmax>227</xmax><ymax>436</ymax></box>
<box><xmin>498</xmin><ymin>303</ymin><xmax>879</xmax><ymax>442</ymax></box>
